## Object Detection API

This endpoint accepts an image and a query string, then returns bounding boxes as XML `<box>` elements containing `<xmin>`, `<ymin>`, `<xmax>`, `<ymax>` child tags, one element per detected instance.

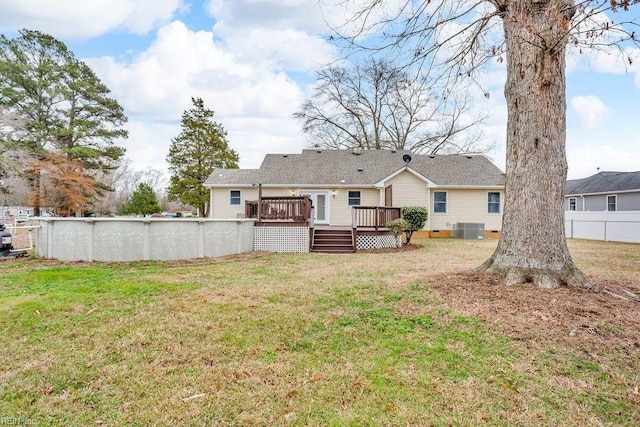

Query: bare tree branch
<box><xmin>294</xmin><ymin>58</ymin><xmax>489</xmax><ymax>154</ymax></box>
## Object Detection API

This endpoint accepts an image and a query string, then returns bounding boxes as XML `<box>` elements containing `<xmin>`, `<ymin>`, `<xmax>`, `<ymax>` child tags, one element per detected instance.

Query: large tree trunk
<box><xmin>480</xmin><ymin>0</ymin><xmax>591</xmax><ymax>288</ymax></box>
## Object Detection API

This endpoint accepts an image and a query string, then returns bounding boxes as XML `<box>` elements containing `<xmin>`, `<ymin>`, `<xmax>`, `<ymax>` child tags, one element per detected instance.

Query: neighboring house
<box><xmin>204</xmin><ymin>149</ymin><xmax>505</xmax><ymax>238</ymax></box>
<box><xmin>565</xmin><ymin>171</ymin><xmax>640</xmax><ymax>212</ymax></box>
<box><xmin>0</xmin><ymin>206</ymin><xmax>34</xmax><ymax>224</ymax></box>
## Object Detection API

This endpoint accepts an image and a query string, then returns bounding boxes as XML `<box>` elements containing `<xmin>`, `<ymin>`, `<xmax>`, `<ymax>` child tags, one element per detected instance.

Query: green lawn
<box><xmin>1</xmin><ymin>239</ymin><xmax>638</xmax><ymax>425</ymax></box>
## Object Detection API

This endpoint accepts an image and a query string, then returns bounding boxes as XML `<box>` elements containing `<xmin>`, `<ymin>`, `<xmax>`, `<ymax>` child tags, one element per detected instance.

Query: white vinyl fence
<box><xmin>565</xmin><ymin>211</ymin><xmax>640</xmax><ymax>244</ymax></box>
<box><xmin>36</xmin><ymin>218</ymin><xmax>256</xmax><ymax>262</ymax></box>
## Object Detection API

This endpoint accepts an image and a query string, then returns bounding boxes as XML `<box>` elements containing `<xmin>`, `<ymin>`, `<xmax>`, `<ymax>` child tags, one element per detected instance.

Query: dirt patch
<box><xmin>0</xmin><ymin>251</ymin><xmax>275</xmax><ymax>271</ymax></box>
<box><xmin>426</xmin><ymin>271</ymin><xmax>640</xmax><ymax>370</ymax></box>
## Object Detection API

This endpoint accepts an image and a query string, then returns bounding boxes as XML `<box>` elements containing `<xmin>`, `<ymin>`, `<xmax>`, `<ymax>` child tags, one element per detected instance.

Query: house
<box><xmin>565</xmin><ymin>171</ymin><xmax>640</xmax><ymax>212</ymax></box>
<box><xmin>204</xmin><ymin>149</ymin><xmax>505</xmax><ymax>239</ymax></box>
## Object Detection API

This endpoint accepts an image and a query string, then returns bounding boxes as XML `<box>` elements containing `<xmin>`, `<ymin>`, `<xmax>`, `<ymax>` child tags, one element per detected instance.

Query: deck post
<box><xmin>257</xmin><ymin>183</ymin><xmax>262</xmax><ymax>222</ymax></box>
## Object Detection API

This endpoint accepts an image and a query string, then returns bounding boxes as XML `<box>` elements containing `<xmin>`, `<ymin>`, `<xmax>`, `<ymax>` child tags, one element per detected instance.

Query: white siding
<box><xmin>429</xmin><ymin>189</ymin><xmax>503</xmax><ymax>231</ymax></box>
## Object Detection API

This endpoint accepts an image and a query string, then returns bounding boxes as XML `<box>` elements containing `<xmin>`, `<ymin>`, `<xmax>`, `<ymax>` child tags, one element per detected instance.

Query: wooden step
<box><xmin>312</xmin><ymin>228</ymin><xmax>354</xmax><ymax>253</ymax></box>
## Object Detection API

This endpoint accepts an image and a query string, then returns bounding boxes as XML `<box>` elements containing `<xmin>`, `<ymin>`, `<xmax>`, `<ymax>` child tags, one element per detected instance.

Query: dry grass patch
<box><xmin>0</xmin><ymin>238</ymin><xmax>638</xmax><ymax>425</ymax></box>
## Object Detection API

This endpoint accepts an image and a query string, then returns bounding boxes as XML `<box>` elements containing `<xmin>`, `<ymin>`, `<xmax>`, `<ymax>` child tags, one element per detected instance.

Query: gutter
<box><xmin>205</xmin><ymin>183</ymin><xmax>379</xmax><ymax>189</ymax></box>
<box><xmin>566</xmin><ymin>188</ymin><xmax>640</xmax><ymax>197</ymax></box>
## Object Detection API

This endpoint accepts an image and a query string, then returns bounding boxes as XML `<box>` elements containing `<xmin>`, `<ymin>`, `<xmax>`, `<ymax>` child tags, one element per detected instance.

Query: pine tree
<box><xmin>0</xmin><ymin>29</ymin><xmax>127</xmax><ymax>215</ymax></box>
<box><xmin>167</xmin><ymin>97</ymin><xmax>239</xmax><ymax>217</ymax></box>
<box><xmin>118</xmin><ymin>183</ymin><xmax>161</xmax><ymax>216</ymax></box>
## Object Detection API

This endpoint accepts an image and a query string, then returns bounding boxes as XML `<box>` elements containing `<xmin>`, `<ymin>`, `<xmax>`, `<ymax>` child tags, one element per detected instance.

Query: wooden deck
<box><xmin>245</xmin><ymin>196</ymin><xmax>401</xmax><ymax>253</ymax></box>
<box><xmin>351</xmin><ymin>206</ymin><xmax>401</xmax><ymax>230</ymax></box>
<box><xmin>245</xmin><ymin>196</ymin><xmax>313</xmax><ymax>224</ymax></box>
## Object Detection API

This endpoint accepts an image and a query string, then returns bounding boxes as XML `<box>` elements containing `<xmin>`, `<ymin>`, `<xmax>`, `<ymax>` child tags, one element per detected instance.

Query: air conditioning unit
<box><xmin>455</xmin><ymin>223</ymin><xmax>485</xmax><ymax>239</ymax></box>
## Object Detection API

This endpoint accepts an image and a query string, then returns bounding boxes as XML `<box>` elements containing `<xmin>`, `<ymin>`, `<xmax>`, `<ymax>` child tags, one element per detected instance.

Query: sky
<box><xmin>1</xmin><ymin>0</ymin><xmax>639</xmax><ymax>180</ymax></box>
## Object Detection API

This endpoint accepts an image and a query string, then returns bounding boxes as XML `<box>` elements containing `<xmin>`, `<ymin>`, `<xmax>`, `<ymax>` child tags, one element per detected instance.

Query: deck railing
<box><xmin>352</xmin><ymin>206</ymin><xmax>402</xmax><ymax>230</ymax></box>
<box><xmin>245</xmin><ymin>196</ymin><xmax>312</xmax><ymax>223</ymax></box>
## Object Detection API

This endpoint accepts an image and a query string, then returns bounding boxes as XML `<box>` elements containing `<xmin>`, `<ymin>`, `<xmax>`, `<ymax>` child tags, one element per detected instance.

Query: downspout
<box><xmin>209</xmin><ymin>187</ymin><xmax>214</xmax><ymax>218</ymax></box>
<box><xmin>426</xmin><ymin>188</ymin><xmax>431</xmax><ymax>232</ymax></box>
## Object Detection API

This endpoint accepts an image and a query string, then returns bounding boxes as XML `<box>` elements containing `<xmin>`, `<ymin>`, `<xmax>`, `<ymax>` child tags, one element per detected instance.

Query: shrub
<box><xmin>387</xmin><ymin>218</ymin><xmax>409</xmax><ymax>236</ymax></box>
<box><xmin>401</xmin><ymin>206</ymin><xmax>428</xmax><ymax>244</ymax></box>
<box><xmin>118</xmin><ymin>183</ymin><xmax>162</xmax><ymax>216</ymax></box>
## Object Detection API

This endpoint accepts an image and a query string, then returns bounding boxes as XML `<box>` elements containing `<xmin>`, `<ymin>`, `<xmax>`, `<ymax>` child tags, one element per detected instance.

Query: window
<box><xmin>607</xmin><ymin>195</ymin><xmax>617</xmax><ymax>212</ymax></box>
<box><xmin>348</xmin><ymin>191</ymin><xmax>361</xmax><ymax>206</ymax></box>
<box><xmin>568</xmin><ymin>197</ymin><xmax>577</xmax><ymax>211</ymax></box>
<box><xmin>433</xmin><ymin>191</ymin><xmax>447</xmax><ymax>213</ymax></box>
<box><xmin>230</xmin><ymin>190</ymin><xmax>241</xmax><ymax>205</ymax></box>
<box><xmin>488</xmin><ymin>192</ymin><xmax>500</xmax><ymax>213</ymax></box>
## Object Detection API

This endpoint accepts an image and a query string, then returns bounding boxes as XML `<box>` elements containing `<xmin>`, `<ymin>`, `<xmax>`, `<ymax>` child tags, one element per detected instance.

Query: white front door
<box><xmin>300</xmin><ymin>191</ymin><xmax>330</xmax><ymax>224</ymax></box>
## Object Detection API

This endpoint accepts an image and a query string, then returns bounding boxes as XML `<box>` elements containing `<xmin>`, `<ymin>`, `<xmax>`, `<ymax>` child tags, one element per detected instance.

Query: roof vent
<box><xmin>402</xmin><ymin>154</ymin><xmax>412</xmax><ymax>164</ymax></box>
<box><xmin>352</xmin><ymin>147</ymin><xmax>362</xmax><ymax>155</ymax></box>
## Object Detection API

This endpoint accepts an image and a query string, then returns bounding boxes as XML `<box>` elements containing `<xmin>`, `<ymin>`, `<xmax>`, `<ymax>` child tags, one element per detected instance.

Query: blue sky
<box><xmin>1</xmin><ymin>0</ymin><xmax>638</xmax><ymax>179</ymax></box>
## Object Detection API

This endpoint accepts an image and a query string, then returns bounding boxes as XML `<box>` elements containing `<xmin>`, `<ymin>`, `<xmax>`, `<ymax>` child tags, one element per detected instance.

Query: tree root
<box><xmin>476</xmin><ymin>258</ymin><xmax>640</xmax><ymax>302</ymax></box>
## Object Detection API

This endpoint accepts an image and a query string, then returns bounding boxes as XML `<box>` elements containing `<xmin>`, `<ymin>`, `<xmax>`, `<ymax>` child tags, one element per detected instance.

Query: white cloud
<box><xmin>206</xmin><ymin>0</ymin><xmax>410</xmax><ymax>43</ymax></box>
<box><xmin>207</xmin><ymin>0</ymin><xmax>326</xmax><ymax>33</ymax></box>
<box><xmin>119</xmin><ymin>121</ymin><xmax>180</xmax><ymax>172</ymax></box>
<box><xmin>204</xmin><ymin>1</ymin><xmax>335</xmax><ymax>72</ymax></box>
<box><xmin>0</xmin><ymin>0</ymin><xmax>184</xmax><ymax>38</ymax></box>
<box><xmin>214</xmin><ymin>27</ymin><xmax>335</xmax><ymax>72</ymax></box>
<box><xmin>82</xmin><ymin>20</ymin><xmax>334</xmax><ymax>170</ymax></box>
<box><xmin>567</xmin><ymin>144</ymin><xmax>640</xmax><ymax>179</ymax></box>
<box><xmin>570</xmin><ymin>95</ymin><xmax>612</xmax><ymax>128</ymax></box>
<box><xmin>568</xmin><ymin>45</ymin><xmax>640</xmax><ymax>77</ymax></box>
<box><xmin>85</xmin><ymin>21</ymin><xmax>251</xmax><ymax>119</ymax></box>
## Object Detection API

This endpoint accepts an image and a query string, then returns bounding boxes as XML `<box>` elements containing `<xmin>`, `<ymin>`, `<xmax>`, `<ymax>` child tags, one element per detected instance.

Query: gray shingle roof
<box><xmin>205</xmin><ymin>149</ymin><xmax>505</xmax><ymax>187</ymax></box>
<box><xmin>566</xmin><ymin>171</ymin><xmax>640</xmax><ymax>195</ymax></box>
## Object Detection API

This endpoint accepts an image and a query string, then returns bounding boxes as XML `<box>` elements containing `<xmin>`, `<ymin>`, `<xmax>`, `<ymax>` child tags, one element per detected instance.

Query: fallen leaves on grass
<box><xmin>425</xmin><ymin>271</ymin><xmax>640</xmax><ymax>370</ymax></box>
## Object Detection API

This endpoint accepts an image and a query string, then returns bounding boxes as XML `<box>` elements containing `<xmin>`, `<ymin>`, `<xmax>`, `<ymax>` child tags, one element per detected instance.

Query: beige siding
<box><xmin>429</xmin><ymin>189</ymin><xmax>503</xmax><ymax>232</ymax></box>
<box><xmin>210</xmin><ymin>184</ymin><xmax>503</xmax><ymax>231</ymax></box>
<box><xmin>211</xmin><ymin>188</ymin><xmax>259</xmax><ymax>219</ymax></box>
<box><xmin>329</xmin><ymin>188</ymin><xmax>379</xmax><ymax>226</ymax></box>
<box><xmin>384</xmin><ymin>171</ymin><xmax>430</xmax><ymax>229</ymax></box>
<box><xmin>211</xmin><ymin>187</ymin><xmax>378</xmax><ymax>225</ymax></box>
<box><xmin>386</xmin><ymin>171</ymin><xmax>429</xmax><ymax>209</ymax></box>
